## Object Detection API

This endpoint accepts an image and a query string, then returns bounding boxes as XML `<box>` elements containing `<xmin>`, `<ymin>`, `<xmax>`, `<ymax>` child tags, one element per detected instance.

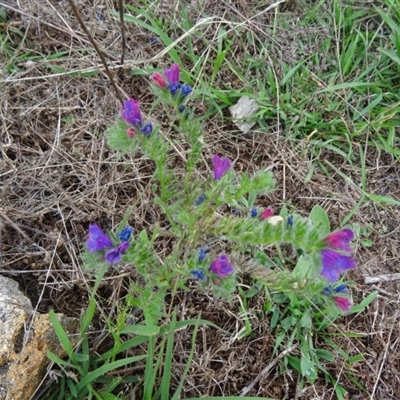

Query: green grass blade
<box><xmin>75</xmin><ymin>355</ymin><xmax>147</xmax><ymax>392</ymax></box>
<box><xmin>160</xmin><ymin>310</ymin><xmax>177</xmax><ymax>400</ymax></box>
<box><xmin>171</xmin><ymin>316</ymin><xmax>201</xmax><ymax>400</ymax></box>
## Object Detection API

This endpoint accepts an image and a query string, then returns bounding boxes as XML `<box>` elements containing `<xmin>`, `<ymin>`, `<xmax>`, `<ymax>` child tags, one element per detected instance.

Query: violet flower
<box><xmin>105</xmin><ymin>241</ymin><xmax>130</xmax><ymax>264</ymax></box>
<box><xmin>321</xmin><ymin>249</ymin><xmax>356</xmax><ymax>282</ymax></box>
<box><xmin>121</xmin><ymin>99</ymin><xmax>152</xmax><ymax>135</ymax></box>
<box><xmin>212</xmin><ymin>155</ymin><xmax>231</xmax><ymax>180</ymax></box>
<box><xmin>209</xmin><ymin>255</ymin><xmax>234</xmax><ymax>277</ymax></box>
<box><xmin>87</xmin><ymin>224</ymin><xmax>112</xmax><ymax>252</ymax></box>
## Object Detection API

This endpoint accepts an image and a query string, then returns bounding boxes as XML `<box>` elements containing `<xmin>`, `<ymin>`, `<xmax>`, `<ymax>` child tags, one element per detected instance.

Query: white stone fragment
<box><xmin>229</xmin><ymin>96</ymin><xmax>260</xmax><ymax>133</ymax></box>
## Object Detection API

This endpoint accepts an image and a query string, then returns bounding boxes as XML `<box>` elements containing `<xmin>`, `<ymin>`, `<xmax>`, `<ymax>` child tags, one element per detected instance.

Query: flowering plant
<box><xmin>79</xmin><ymin>63</ymin><xmax>377</xmax><ymax>384</ymax></box>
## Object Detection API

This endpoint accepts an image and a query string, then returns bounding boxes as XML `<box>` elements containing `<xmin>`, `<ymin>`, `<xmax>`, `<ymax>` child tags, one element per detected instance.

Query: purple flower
<box><xmin>164</xmin><ymin>63</ymin><xmax>181</xmax><ymax>95</ymax></box>
<box><xmin>87</xmin><ymin>224</ymin><xmax>113</xmax><ymax>252</ymax></box>
<box><xmin>209</xmin><ymin>255</ymin><xmax>234</xmax><ymax>277</ymax></box>
<box><xmin>105</xmin><ymin>241</ymin><xmax>130</xmax><ymax>264</ymax></box>
<box><xmin>122</xmin><ymin>99</ymin><xmax>142</xmax><ymax>126</ymax></box>
<box><xmin>118</xmin><ymin>226</ymin><xmax>134</xmax><ymax>242</ymax></box>
<box><xmin>334</xmin><ymin>297</ymin><xmax>351</xmax><ymax>312</ymax></box>
<box><xmin>324</xmin><ymin>229</ymin><xmax>354</xmax><ymax>253</ymax></box>
<box><xmin>212</xmin><ymin>155</ymin><xmax>231</xmax><ymax>180</ymax></box>
<box><xmin>121</xmin><ymin>99</ymin><xmax>152</xmax><ymax>135</ymax></box>
<box><xmin>190</xmin><ymin>270</ymin><xmax>206</xmax><ymax>280</ymax></box>
<box><xmin>164</xmin><ymin>63</ymin><xmax>180</xmax><ymax>85</ymax></box>
<box><xmin>321</xmin><ymin>249</ymin><xmax>356</xmax><ymax>282</ymax></box>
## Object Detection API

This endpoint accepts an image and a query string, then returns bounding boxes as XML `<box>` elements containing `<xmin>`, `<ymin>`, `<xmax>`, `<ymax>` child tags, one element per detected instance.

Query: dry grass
<box><xmin>1</xmin><ymin>0</ymin><xmax>400</xmax><ymax>398</ymax></box>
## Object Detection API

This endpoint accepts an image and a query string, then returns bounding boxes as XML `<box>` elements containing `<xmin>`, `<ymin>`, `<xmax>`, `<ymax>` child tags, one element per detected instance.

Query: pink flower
<box><xmin>152</xmin><ymin>73</ymin><xmax>166</xmax><ymax>88</ymax></box>
<box><xmin>259</xmin><ymin>207</ymin><xmax>274</xmax><ymax>220</ymax></box>
<box><xmin>334</xmin><ymin>297</ymin><xmax>351</xmax><ymax>312</ymax></box>
<box><xmin>324</xmin><ymin>229</ymin><xmax>354</xmax><ymax>253</ymax></box>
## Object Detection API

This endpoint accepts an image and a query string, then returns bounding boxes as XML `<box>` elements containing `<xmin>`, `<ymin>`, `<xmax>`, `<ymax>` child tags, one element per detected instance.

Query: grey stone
<box><xmin>0</xmin><ymin>276</ymin><xmax>79</xmax><ymax>400</ymax></box>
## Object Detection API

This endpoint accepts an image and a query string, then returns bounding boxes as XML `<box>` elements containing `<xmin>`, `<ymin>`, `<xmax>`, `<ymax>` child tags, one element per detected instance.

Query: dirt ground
<box><xmin>1</xmin><ymin>0</ymin><xmax>400</xmax><ymax>398</ymax></box>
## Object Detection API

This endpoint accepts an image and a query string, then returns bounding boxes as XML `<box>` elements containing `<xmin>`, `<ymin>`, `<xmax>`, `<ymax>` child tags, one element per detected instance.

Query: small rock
<box><xmin>0</xmin><ymin>276</ymin><xmax>79</xmax><ymax>400</ymax></box>
<box><xmin>229</xmin><ymin>96</ymin><xmax>260</xmax><ymax>133</ymax></box>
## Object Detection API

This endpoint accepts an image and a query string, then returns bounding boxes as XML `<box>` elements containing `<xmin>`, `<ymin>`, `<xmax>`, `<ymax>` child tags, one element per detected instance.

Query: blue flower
<box><xmin>195</xmin><ymin>194</ymin><xmax>206</xmax><ymax>205</ymax></box>
<box><xmin>334</xmin><ymin>284</ymin><xmax>348</xmax><ymax>293</ymax></box>
<box><xmin>168</xmin><ymin>82</ymin><xmax>182</xmax><ymax>95</ymax></box>
<box><xmin>140</xmin><ymin>122</ymin><xmax>153</xmax><ymax>135</ymax></box>
<box><xmin>198</xmin><ymin>247</ymin><xmax>207</xmax><ymax>262</ymax></box>
<box><xmin>117</xmin><ymin>226</ymin><xmax>134</xmax><ymax>242</ymax></box>
<box><xmin>190</xmin><ymin>270</ymin><xmax>206</xmax><ymax>280</ymax></box>
<box><xmin>180</xmin><ymin>84</ymin><xmax>192</xmax><ymax>97</ymax></box>
<box><xmin>250</xmin><ymin>208</ymin><xmax>258</xmax><ymax>218</ymax></box>
<box><xmin>322</xmin><ymin>285</ymin><xmax>332</xmax><ymax>296</ymax></box>
<box><xmin>287</xmin><ymin>215</ymin><xmax>294</xmax><ymax>227</ymax></box>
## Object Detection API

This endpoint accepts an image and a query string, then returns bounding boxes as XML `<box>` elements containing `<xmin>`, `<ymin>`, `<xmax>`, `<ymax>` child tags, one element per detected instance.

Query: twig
<box><xmin>66</xmin><ymin>0</ymin><xmax>124</xmax><ymax>105</ymax></box>
<box><xmin>371</xmin><ymin>284</ymin><xmax>393</xmax><ymax>297</ymax></box>
<box><xmin>118</xmin><ymin>0</ymin><xmax>126</xmax><ymax>67</ymax></box>
<box><xmin>364</xmin><ymin>273</ymin><xmax>400</xmax><ymax>284</ymax></box>
<box><xmin>240</xmin><ymin>344</ymin><xmax>297</xmax><ymax>396</ymax></box>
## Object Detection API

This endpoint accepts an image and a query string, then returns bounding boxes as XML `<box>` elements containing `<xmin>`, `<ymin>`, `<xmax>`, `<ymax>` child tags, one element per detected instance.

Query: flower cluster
<box><xmin>323</xmin><ymin>283</ymin><xmax>351</xmax><ymax>312</ymax></box>
<box><xmin>153</xmin><ymin>63</ymin><xmax>192</xmax><ymax>97</ymax></box>
<box><xmin>190</xmin><ymin>250</ymin><xmax>234</xmax><ymax>283</ymax></box>
<box><xmin>87</xmin><ymin>224</ymin><xmax>133</xmax><ymax>264</ymax></box>
<box><xmin>121</xmin><ymin>99</ymin><xmax>152</xmax><ymax>137</ymax></box>
<box><xmin>320</xmin><ymin>229</ymin><xmax>356</xmax><ymax>283</ymax></box>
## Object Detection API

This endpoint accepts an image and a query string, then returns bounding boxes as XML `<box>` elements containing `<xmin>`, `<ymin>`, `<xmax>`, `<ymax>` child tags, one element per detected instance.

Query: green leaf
<box><xmin>348</xmin><ymin>291</ymin><xmax>378</xmax><ymax>314</ymax></box>
<box><xmin>120</xmin><ymin>324</ymin><xmax>160</xmax><ymax>336</ymax></box>
<box><xmin>315</xmin><ymin>349</ymin><xmax>334</xmax><ymax>362</ymax></box>
<box><xmin>75</xmin><ymin>356</ymin><xmax>147</xmax><ymax>392</ymax></box>
<box><xmin>300</xmin><ymin>354</ymin><xmax>317</xmax><ymax>382</ymax></box>
<box><xmin>49</xmin><ymin>310</ymin><xmax>75</xmax><ymax>361</ymax></box>
<box><xmin>367</xmin><ymin>194</ymin><xmax>400</xmax><ymax>206</ymax></box>
<box><xmin>309</xmin><ymin>205</ymin><xmax>330</xmax><ymax>235</ymax></box>
<box><xmin>47</xmin><ymin>350</ymin><xmax>72</xmax><ymax>367</ymax></box>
